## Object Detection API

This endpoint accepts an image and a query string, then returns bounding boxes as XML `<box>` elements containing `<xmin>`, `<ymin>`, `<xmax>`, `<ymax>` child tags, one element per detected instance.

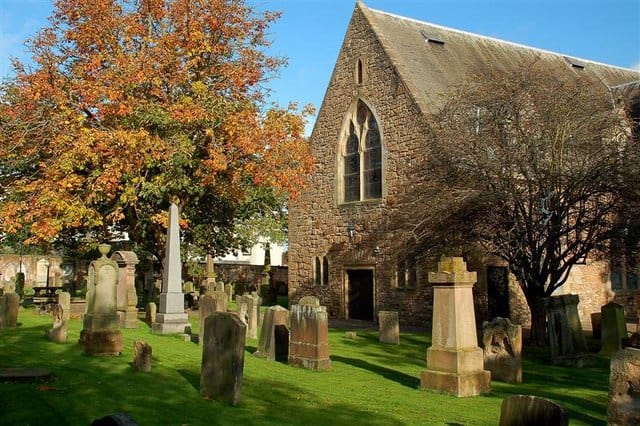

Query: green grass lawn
<box><xmin>0</xmin><ymin>307</ymin><xmax>610</xmax><ymax>425</ymax></box>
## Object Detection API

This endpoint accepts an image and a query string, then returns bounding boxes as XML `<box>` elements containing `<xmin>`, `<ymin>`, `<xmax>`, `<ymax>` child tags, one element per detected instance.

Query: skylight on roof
<box><xmin>563</xmin><ymin>56</ymin><xmax>585</xmax><ymax>69</ymax></box>
<box><xmin>419</xmin><ymin>30</ymin><xmax>444</xmax><ymax>46</ymax></box>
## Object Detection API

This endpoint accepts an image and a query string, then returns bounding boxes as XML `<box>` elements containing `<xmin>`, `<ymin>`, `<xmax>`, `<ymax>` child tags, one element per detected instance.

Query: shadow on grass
<box><xmin>331</xmin><ymin>355</ymin><xmax>420</xmax><ymax>389</ymax></box>
<box><xmin>178</xmin><ymin>368</ymin><xmax>200</xmax><ymax>392</ymax></box>
<box><xmin>1</xmin><ymin>312</ymin><xmax>405</xmax><ymax>426</ymax></box>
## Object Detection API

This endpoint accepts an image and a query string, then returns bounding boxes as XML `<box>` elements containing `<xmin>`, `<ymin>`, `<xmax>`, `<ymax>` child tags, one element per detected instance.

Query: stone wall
<box><xmin>287</xmin><ymin>5</ymin><xmax>628</xmax><ymax>328</ymax></box>
<box><xmin>289</xmin><ymin>5</ymin><xmax>437</xmax><ymax>325</ymax></box>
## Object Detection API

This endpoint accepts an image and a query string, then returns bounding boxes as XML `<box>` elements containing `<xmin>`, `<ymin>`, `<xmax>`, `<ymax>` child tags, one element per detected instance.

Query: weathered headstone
<box><xmin>47</xmin><ymin>304</ymin><xmax>68</xmax><ymax>343</ymax></box>
<box><xmin>152</xmin><ymin>203</ymin><xmax>191</xmax><ymax>334</ymax></box>
<box><xmin>591</xmin><ymin>312</ymin><xmax>602</xmax><ymax>340</ymax></box>
<box><xmin>254</xmin><ymin>305</ymin><xmax>290</xmax><ymax>361</ymax></box>
<box><xmin>0</xmin><ymin>292</ymin><xmax>20</xmax><ymax>329</ymax></box>
<box><xmin>78</xmin><ymin>244</ymin><xmax>123</xmax><ymax>356</ymax></box>
<box><xmin>499</xmin><ymin>395</ymin><xmax>568</xmax><ymax>426</ymax></box>
<box><xmin>198</xmin><ymin>292</ymin><xmax>227</xmax><ymax>344</ymax></box>
<box><xmin>345</xmin><ymin>331</ymin><xmax>359</xmax><ymax>340</ymax></box>
<box><xmin>58</xmin><ymin>292</ymin><xmax>71</xmax><ymax>323</ymax></box>
<box><xmin>200</xmin><ymin>312</ymin><xmax>246</xmax><ymax>406</ymax></box>
<box><xmin>378</xmin><ymin>311</ymin><xmax>400</xmax><ymax>345</ymax></box>
<box><xmin>111</xmin><ymin>251</ymin><xmax>139</xmax><ymax>329</ymax></box>
<box><xmin>202</xmin><ymin>254</ymin><xmax>216</xmax><ymax>293</ymax></box>
<box><xmin>133</xmin><ymin>341</ymin><xmax>152</xmax><ymax>373</ymax></box>
<box><xmin>236</xmin><ymin>293</ymin><xmax>260</xmax><ymax>340</ymax></box>
<box><xmin>421</xmin><ymin>257</ymin><xmax>490</xmax><ymax>397</ymax></box>
<box><xmin>543</xmin><ymin>294</ymin><xmax>589</xmax><ymax>366</ymax></box>
<box><xmin>224</xmin><ymin>284</ymin><xmax>234</xmax><ymax>304</ymax></box>
<box><xmin>601</xmin><ymin>302</ymin><xmax>628</xmax><ymax>355</ymax></box>
<box><xmin>145</xmin><ymin>302</ymin><xmax>157</xmax><ymax>325</ymax></box>
<box><xmin>608</xmin><ymin>348</ymin><xmax>640</xmax><ymax>426</ymax></box>
<box><xmin>482</xmin><ymin>317</ymin><xmax>522</xmax><ymax>384</ymax></box>
<box><xmin>288</xmin><ymin>296</ymin><xmax>331</xmax><ymax>371</ymax></box>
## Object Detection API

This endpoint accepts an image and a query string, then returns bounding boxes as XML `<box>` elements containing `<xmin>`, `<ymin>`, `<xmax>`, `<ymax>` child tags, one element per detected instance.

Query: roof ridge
<box><xmin>366</xmin><ymin>6</ymin><xmax>640</xmax><ymax>74</ymax></box>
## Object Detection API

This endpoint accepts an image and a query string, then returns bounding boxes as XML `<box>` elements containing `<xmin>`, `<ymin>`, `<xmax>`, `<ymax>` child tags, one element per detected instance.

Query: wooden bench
<box><xmin>31</xmin><ymin>286</ymin><xmax>64</xmax><ymax>305</ymax></box>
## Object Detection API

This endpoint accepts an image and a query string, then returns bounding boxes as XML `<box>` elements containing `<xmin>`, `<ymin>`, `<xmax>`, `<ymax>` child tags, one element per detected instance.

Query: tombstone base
<box><xmin>485</xmin><ymin>358</ymin><xmax>522</xmax><ymax>384</ymax></box>
<box><xmin>552</xmin><ymin>354</ymin><xmax>594</xmax><ymax>368</ymax></box>
<box><xmin>152</xmin><ymin>312</ymin><xmax>191</xmax><ymax>334</ymax></box>
<box><xmin>288</xmin><ymin>356</ymin><xmax>331</xmax><ymax>371</ymax></box>
<box><xmin>79</xmin><ymin>329</ymin><xmax>123</xmax><ymax>356</ymax></box>
<box><xmin>47</xmin><ymin>325</ymin><xmax>68</xmax><ymax>343</ymax></box>
<box><xmin>420</xmin><ymin>368</ymin><xmax>490</xmax><ymax>397</ymax></box>
<box><xmin>426</xmin><ymin>346</ymin><xmax>485</xmax><ymax>373</ymax></box>
<box><xmin>123</xmin><ymin>309</ymin><xmax>138</xmax><ymax>329</ymax></box>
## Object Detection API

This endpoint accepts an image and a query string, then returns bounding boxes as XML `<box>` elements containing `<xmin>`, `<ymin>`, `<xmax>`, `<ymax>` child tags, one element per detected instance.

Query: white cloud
<box><xmin>632</xmin><ymin>60</ymin><xmax>640</xmax><ymax>72</ymax></box>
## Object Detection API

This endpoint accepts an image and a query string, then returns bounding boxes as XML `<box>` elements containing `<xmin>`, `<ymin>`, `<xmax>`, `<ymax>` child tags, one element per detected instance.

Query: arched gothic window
<box><xmin>314</xmin><ymin>257</ymin><xmax>321</xmax><ymax>286</ymax></box>
<box><xmin>341</xmin><ymin>100</ymin><xmax>382</xmax><ymax>202</ymax></box>
<box><xmin>322</xmin><ymin>256</ymin><xmax>329</xmax><ymax>286</ymax></box>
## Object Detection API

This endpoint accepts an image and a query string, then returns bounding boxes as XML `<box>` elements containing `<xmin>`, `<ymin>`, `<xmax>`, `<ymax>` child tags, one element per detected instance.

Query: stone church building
<box><xmin>288</xmin><ymin>1</ymin><xmax>640</xmax><ymax>328</ymax></box>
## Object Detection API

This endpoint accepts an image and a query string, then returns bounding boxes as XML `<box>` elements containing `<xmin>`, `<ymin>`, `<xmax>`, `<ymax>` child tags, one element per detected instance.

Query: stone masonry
<box><xmin>286</xmin><ymin>0</ymin><xmax>622</xmax><ymax>330</ymax></box>
<box><xmin>420</xmin><ymin>257</ymin><xmax>490</xmax><ymax>397</ymax></box>
<box><xmin>288</xmin><ymin>296</ymin><xmax>331</xmax><ymax>371</ymax></box>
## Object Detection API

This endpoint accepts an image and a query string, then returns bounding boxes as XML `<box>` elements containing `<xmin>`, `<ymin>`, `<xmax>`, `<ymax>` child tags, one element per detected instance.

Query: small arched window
<box><xmin>340</xmin><ymin>99</ymin><xmax>382</xmax><ymax>203</ymax></box>
<box><xmin>356</xmin><ymin>59</ymin><xmax>364</xmax><ymax>84</ymax></box>
<box><xmin>314</xmin><ymin>257</ymin><xmax>321</xmax><ymax>286</ymax></box>
<box><xmin>322</xmin><ymin>256</ymin><xmax>329</xmax><ymax>286</ymax></box>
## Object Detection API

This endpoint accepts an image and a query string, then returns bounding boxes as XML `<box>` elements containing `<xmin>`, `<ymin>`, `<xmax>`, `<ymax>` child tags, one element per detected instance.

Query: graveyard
<box><xmin>0</xmin><ymin>303</ymin><xmax>617</xmax><ymax>425</ymax></box>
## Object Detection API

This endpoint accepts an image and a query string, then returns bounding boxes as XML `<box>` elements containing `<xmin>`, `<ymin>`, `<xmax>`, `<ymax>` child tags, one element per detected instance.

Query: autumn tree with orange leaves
<box><xmin>0</xmin><ymin>0</ymin><xmax>313</xmax><ymax>261</ymax></box>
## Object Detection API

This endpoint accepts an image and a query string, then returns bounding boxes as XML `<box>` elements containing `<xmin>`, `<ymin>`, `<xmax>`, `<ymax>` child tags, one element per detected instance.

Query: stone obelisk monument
<box><xmin>152</xmin><ymin>203</ymin><xmax>191</xmax><ymax>334</ymax></box>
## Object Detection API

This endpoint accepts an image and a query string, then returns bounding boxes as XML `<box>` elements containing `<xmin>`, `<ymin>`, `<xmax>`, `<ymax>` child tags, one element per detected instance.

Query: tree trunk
<box><xmin>527</xmin><ymin>296</ymin><xmax>548</xmax><ymax>346</ymax></box>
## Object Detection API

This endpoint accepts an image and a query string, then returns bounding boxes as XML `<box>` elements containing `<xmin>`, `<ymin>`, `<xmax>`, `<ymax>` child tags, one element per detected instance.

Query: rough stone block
<box><xmin>200</xmin><ymin>312</ymin><xmax>246</xmax><ymax>406</ymax></box>
<box><xmin>133</xmin><ymin>340</ymin><xmax>152</xmax><ymax>373</ymax></box>
<box><xmin>608</xmin><ymin>348</ymin><xmax>640</xmax><ymax>426</ymax></box>
<box><xmin>499</xmin><ymin>395</ymin><xmax>568</xmax><ymax>426</ymax></box>
<box><xmin>378</xmin><ymin>310</ymin><xmax>400</xmax><ymax>344</ymax></box>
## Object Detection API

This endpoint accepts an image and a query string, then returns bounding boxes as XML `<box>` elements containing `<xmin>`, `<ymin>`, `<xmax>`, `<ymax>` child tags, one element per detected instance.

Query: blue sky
<box><xmin>1</xmin><ymin>0</ymin><xmax>639</xmax><ymax>133</ymax></box>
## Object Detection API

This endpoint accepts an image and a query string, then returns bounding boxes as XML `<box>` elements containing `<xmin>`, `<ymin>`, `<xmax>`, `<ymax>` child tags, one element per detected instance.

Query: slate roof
<box><xmin>357</xmin><ymin>1</ymin><xmax>640</xmax><ymax>114</ymax></box>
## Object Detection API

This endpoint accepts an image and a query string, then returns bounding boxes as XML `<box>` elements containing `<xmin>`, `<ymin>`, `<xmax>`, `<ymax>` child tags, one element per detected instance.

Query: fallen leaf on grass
<box><xmin>37</xmin><ymin>385</ymin><xmax>58</xmax><ymax>391</ymax></box>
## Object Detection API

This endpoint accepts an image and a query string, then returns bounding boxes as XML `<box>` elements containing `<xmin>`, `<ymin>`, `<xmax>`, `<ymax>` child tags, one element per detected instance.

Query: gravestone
<box><xmin>543</xmin><ymin>294</ymin><xmax>589</xmax><ymax>366</ymax></box>
<box><xmin>145</xmin><ymin>302</ymin><xmax>157</xmax><ymax>325</ymax></box>
<box><xmin>133</xmin><ymin>341</ymin><xmax>152</xmax><ymax>373</ymax></box>
<box><xmin>254</xmin><ymin>305</ymin><xmax>290</xmax><ymax>361</ymax></box>
<box><xmin>111</xmin><ymin>251</ymin><xmax>139</xmax><ymax>329</ymax></box>
<box><xmin>591</xmin><ymin>312</ymin><xmax>602</xmax><ymax>340</ymax></box>
<box><xmin>499</xmin><ymin>395</ymin><xmax>568</xmax><ymax>426</ymax></box>
<box><xmin>608</xmin><ymin>348</ymin><xmax>640</xmax><ymax>426</ymax></box>
<box><xmin>378</xmin><ymin>311</ymin><xmax>400</xmax><ymax>344</ymax></box>
<box><xmin>202</xmin><ymin>254</ymin><xmax>216</xmax><ymax>293</ymax></box>
<box><xmin>78</xmin><ymin>244</ymin><xmax>123</xmax><ymax>356</ymax></box>
<box><xmin>421</xmin><ymin>257</ymin><xmax>490</xmax><ymax>397</ymax></box>
<box><xmin>345</xmin><ymin>331</ymin><xmax>359</xmax><ymax>340</ymax></box>
<box><xmin>288</xmin><ymin>296</ymin><xmax>331</xmax><ymax>371</ymax></box>
<box><xmin>152</xmin><ymin>203</ymin><xmax>191</xmax><ymax>334</ymax></box>
<box><xmin>601</xmin><ymin>302</ymin><xmax>628</xmax><ymax>355</ymax></box>
<box><xmin>58</xmin><ymin>292</ymin><xmax>71</xmax><ymax>323</ymax></box>
<box><xmin>200</xmin><ymin>312</ymin><xmax>246</xmax><ymax>406</ymax></box>
<box><xmin>236</xmin><ymin>293</ymin><xmax>260</xmax><ymax>340</ymax></box>
<box><xmin>224</xmin><ymin>284</ymin><xmax>234</xmax><ymax>304</ymax></box>
<box><xmin>47</xmin><ymin>304</ymin><xmax>68</xmax><ymax>343</ymax></box>
<box><xmin>482</xmin><ymin>317</ymin><xmax>522</xmax><ymax>384</ymax></box>
<box><xmin>198</xmin><ymin>292</ymin><xmax>227</xmax><ymax>344</ymax></box>
<box><xmin>0</xmin><ymin>292</ymin><xmax>20</xmax><ymax>329</ymax></box>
